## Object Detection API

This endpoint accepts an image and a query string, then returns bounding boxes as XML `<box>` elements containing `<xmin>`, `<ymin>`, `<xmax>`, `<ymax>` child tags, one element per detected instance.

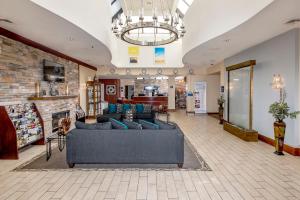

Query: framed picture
<box><xmin>154</xmin><ymin>47</ymin><xmax>165</xmax><ymax>64</ymax></box>
<box><xmin>128</xmin><ymin>46</ymin><xmax>139</xmax><ymax>64</ymax></box>
<box><xmin>106</xmin><ymin>85</ymin><xmax>116</xmax><ymax>95</ymax></box>
<box><xmin>129</xmin><ymin>57</ymin><xmax>138</xmax><ymax>64</ymax></box>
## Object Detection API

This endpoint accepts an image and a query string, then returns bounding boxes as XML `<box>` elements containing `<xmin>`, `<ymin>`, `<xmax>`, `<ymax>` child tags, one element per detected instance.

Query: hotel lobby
<box><xmin>1</xmin><ymin>0</ymin><xmax>300</xmax><ymax>199</ymax></box>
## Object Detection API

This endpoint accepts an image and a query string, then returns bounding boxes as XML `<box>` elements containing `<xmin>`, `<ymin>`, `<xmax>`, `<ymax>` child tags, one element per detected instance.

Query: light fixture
<box><xmin>272</xmin><ymin>74</ymin><xmax>284</xmax><ymax>90</ymax></box>
<box><xmin>111</xmin><ymin>0</ymin><xmax>186</xmax><ymax>46</ymax></box>
<box><xmin>272</xmin><ymin>74</ymin><xmax>285</xmax><ymax>102</ymax></box>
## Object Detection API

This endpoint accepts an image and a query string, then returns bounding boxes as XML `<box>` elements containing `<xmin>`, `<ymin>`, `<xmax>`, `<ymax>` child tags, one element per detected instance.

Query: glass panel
<box><xmin>228</xmin><ymin>67</ymin><xmax>250</xmax><ymax>129</ymax></box>
<box><xmin>177</xmin><ymin>0</ymin><xmax>189</xmax><ymax>14</ymax></box>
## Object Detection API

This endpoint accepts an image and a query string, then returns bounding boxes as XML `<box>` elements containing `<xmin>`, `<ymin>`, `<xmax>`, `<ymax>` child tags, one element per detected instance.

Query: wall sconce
<box><xmin>272</xmin><ymin>74</ymin><xmax>284</xmax><ymax>90</ymax></box>
<box><xmin>272</xmin><ymin>74</ymin><xmax>285</xmax><ymax>102</ymax></box>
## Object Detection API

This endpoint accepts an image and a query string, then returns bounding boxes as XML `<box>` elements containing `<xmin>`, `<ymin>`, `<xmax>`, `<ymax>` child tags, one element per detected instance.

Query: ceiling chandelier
<box><xmin>112</xmin><ymin>0</ymin><xmax>186</xmax><ymax>46</ymax></box>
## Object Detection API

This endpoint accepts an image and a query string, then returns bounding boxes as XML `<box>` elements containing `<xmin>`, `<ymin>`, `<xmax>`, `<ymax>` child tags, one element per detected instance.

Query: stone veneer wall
<box><xmin>0</xmin><ymin>35</ymin><xmax>79</xmax><ymax>136</ymax></box>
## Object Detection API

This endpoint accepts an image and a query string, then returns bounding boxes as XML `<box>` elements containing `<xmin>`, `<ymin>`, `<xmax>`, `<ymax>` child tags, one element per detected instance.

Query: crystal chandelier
<box><xmin>112</xmin><ymin>0</ymin><xmax>186</xmax><ymax>46</ymax></box>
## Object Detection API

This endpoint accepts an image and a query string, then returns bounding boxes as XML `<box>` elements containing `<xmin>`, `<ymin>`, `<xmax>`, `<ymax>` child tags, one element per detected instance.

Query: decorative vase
<box><xmin>273</xmin><ymin>121</ymin><xmax>286</xmax><ymax>155</ymax></box>
<box><xmin>218</xmin><ymin>105</ymin><xmax>224</xmax><ymax>124</ymax></box>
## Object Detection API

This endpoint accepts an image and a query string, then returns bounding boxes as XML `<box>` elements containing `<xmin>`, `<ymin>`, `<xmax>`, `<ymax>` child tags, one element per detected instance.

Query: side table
<box><xmin>46</xmin><ymin>132</ymin><xmax>66</xmax><ymax>161</ymax></box>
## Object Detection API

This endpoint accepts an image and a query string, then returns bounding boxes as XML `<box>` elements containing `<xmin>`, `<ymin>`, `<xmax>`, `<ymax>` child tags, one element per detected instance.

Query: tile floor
<box><xmin>1</xmin><ymin>110</ymin><xmax>300</xmax><ymax>200</ymax></box>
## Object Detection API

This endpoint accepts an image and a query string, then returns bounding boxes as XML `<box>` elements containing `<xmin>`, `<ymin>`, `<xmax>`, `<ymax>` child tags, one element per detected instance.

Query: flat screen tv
<box><xmin>43</xmin><ymin>59</ymin><xmax>65</xmax><ymax>82</ymax></box>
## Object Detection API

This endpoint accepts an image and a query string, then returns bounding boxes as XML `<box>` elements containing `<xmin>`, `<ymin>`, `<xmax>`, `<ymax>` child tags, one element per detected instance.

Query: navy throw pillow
<box><xmin>109</xmin><ymin>118</ymin><xmax>128</xmax><ymax>129</ymax></box>
<box><xmin>154</xmin><ymin>119</ymin><xmax>175</xmax><ymax>130</ymax></box>
<box><xmin>138</xmin><ymin>119</ymin><xmax>159</xmax><ymax>130</ymax></box>
<box><xmin>123</xmin><ymin>119</ymin><xmax>142</xmax><ymax>130</ymax></box>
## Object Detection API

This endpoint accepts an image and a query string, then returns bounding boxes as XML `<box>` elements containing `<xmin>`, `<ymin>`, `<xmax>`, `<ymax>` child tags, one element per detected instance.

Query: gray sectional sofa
<box><xmin>66</xmin><ymin>124</ymin><xmax>184</xmax><ymax>168</ymax></box>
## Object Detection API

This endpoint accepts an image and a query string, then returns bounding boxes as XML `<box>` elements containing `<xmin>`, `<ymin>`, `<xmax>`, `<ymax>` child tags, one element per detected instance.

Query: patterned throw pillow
<box><xmin>123</xmin><ymin>119</ymin><xmax>142</xmax><ymax>130</ymax></box>
<box><xmin>143</xmin><ymin>104</ymin><xmax>152</xmax><ymax>113</ymax></box>
<box><xmin>109</xmin><ymin>118</ymin><xmax>128</xmax><ymax>129</ymax></box>
<box><xmin>138</xmin><ymin>120</ymin><xmax>159</xmax><ymax>130</ymax></box>
<box><xmin>116</xmin><ymin>104</ymin><xmax>123</xmax><ymax>113</ymax></box>
<box><xmin>154</xmin><ymin>119</ymin><xmax>175</xmax><ymax>130</ymax></box>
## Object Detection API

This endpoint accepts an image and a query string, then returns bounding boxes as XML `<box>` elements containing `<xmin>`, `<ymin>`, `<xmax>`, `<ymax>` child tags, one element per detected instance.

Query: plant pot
<box><xmin>218</xmin><ymin>106</ymin><xmax>224</xmax><ymax>124</ymax></box>
<box><xmin>273</xmin><ymin>121</ymin><xmax>286</xmax><ymax>155</ymax></box>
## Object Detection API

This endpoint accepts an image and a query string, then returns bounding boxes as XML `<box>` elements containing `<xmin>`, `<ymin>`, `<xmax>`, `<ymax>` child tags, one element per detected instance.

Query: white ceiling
<box><xmin>0</xmin><ymin>0</ymin><xmax>112</xmax><ymax>68</ymax></box>
<box><xmin>121</xmin><ymin>0</ymin><xmax>176</xmax><ymax>15</ymax></box>
<box><xmin>182</xmin><ymin>0</ymin><xmax>300</xmax><ymax>67</ymax></box>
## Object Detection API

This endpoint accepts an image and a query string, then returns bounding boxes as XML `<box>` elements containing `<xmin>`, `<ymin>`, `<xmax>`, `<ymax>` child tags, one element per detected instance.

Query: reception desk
<box><xmin>132</xmin><ymin>96</ymin><xmax>168</xmax><ymax>107</ymax></box>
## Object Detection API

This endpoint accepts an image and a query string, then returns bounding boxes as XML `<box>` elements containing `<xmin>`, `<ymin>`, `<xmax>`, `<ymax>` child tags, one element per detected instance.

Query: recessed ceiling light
<box><xmin>0</xmin><ymin>18</ymin><xmax>13</xmax><ymax>24</ymax></box>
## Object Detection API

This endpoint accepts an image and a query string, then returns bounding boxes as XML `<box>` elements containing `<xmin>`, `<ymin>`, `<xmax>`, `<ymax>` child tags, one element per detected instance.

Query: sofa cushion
<box><xmin>75</xmin><ymin>121</ymin><xmax>112</xmax><ymax>130</ymax></box>
<box><xmin>134</xmin><ymin>113</ymin><xmax>153</xmax><ymax>119</ymax></box>
<box><xmin>138</xmin><ymin>119</ymin><xmax>159</xmax><ymax>130</ymax></box>
<box><xmin>109</xmin><ymin>118</ymin><xmax>128</xmax><ymax>129</ymax></box>
<box><xmin>143</xmin><ymin>104</ymin><xmax>152</xmax><ymax>113</ymax></box>
<box><xmin>123</xmin><ymin>119</ymin><xmax>142</xmax><ymax>130</ymax></box>
<box><xmin>136</xmin><ymin>104</ymin><xmax>144</xmax><ymax>113</ymax></box>
<box><xmin>108</xmin><ymin>104</ymin><xmax>117</xmax><ymax>113</ymax></box>
<box><xmin>116</xmin><ymin>104</ymin><xmax>123</xmax><ymax>113</ymax></box>
<box><xmin>154</xmin><ymin>119</ymin><xmax>175</xmax><ymax>130</ymax></box>
<box><xmin>97</xmin><ymin>115</ymin><xmax>109</xmax><ymax>123</ymax></box>
<box><xmin>123</xmin><ymin>104</ymin><xmax>131</xmax><ymax>113</ymax></box>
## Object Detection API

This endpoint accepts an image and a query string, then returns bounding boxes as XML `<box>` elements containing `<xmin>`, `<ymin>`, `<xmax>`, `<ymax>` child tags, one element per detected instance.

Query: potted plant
<box><xmin>269</xmin><ymin>90</ymin><xmax>299</xmax><ymax>155</ymax></box>
<box><xmin>217</xmin><ymin>95</ymin><xmax>225</xmax><ymax>124</ymax></box>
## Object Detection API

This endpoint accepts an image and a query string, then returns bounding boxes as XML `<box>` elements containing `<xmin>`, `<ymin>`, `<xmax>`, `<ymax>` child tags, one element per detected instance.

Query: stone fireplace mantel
<box><xmin>28</xmin><ymin>95</ymin><xmax>78</xmax><ymax>101</ymax></box>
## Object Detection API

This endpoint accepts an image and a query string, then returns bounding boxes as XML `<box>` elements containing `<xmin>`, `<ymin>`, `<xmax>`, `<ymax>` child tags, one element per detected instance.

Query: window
<box><xmin>177</xmin><ymin>0</ymin><xmax>194</xmax><ymax>16</ymax></box>
<box><xmin>110</xmin><ymin>0</ymin><xmax>122</xmax><ymax>21</ymax></box>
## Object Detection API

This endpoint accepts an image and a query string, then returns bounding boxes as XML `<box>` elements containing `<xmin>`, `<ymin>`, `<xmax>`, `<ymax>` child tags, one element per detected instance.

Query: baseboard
<box><xmin>258</xmin><ymin>134</ymin><xmax>300</xmax><ymax>156</ymax></box>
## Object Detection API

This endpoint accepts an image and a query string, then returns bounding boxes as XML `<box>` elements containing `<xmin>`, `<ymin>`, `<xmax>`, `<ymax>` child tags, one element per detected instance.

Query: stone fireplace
<box><xmin>52</xmin><ymin>110</ymin><xmax>70</xmax><ymax>133</ymax></box>
<box><xmin>34</xmin><ymin>98</ymin><xmax>77</xmax><ymax>137</ymax></box>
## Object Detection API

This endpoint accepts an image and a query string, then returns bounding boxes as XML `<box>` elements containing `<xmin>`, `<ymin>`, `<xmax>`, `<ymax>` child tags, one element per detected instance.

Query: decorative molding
<box><xmin>258</xmin><ymin>134</ymin><xmax>300</xmax><ymax>156</ymax></box>
<box><xmin>0</xmin><ymin>27</ymin><xmax>97</xmax><ymax>71</ymax></box>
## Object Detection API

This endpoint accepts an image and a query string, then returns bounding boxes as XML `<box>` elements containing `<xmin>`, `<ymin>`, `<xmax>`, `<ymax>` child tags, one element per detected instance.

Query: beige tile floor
<box><xmin>1</xmin><ymin>110</ymin><xmax>300</xmax><ymax>200</ymax></box>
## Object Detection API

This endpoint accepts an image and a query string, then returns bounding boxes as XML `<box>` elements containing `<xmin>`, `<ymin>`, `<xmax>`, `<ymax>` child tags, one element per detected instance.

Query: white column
<box><xmin>168</xmin><ymin>76</ymin><xmax>175</xmax><ymax>110</ymax></box>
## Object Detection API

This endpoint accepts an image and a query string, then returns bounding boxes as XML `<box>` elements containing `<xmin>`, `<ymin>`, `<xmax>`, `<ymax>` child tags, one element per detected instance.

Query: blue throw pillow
<box><xmin>109</xmin><ymin>118</ymin><xmax>128</xmax><ymax>129</ymax></box>
<box><xmin>138</xmin><ymin>120</ymin><xmax>159</xmax><ymax>130</ymax></box>
<box><xmin>154</xmin><ymin>119</ymin><xmax>175</xmax><ymax>130</ymax></box>
<box><xmin>108</xmin><ymin>104</ymin><xmax>117</xmax><ymax>113</ymax></box>
<box><xmin>136</xmin><ymin>104</ymin><xmax>144</xmax><ymax>113</ymax></box>
<box><xmin>123</xmin><ymin>104</ymin><xmax>131</xmax><ymax>113</ymax></box>
<box><xmin>123</xmin><ymin>119</ymin><xmax>142</xmax><ymax>130</ymax></box>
